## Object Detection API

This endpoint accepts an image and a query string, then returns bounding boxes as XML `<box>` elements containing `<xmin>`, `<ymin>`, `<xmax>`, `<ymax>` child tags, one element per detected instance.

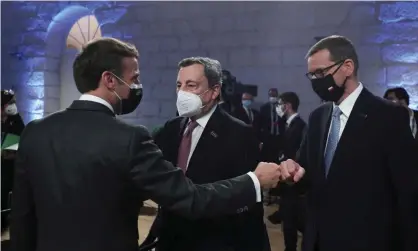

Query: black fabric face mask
<box><xmin>115</xmin><ymin>86</ymin><xmax>143</xmax><ymax>115</ymax></box>
<box><xmin>311</xmin><ymin>74</ymin><xmax>347</xmax><ymax>103</ymax></box>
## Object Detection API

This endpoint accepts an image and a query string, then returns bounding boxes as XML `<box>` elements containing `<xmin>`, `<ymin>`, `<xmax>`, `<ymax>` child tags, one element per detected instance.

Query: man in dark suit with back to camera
<box><xmin>270</xmin><ymin>91</ymin><xmax>307</xmax><ymax>251</ymax></box>
<box><xmin>383</xmin><ymin>87</ymin><xmax>418</xmax><ymax>144</ymax></box>
<box><xmin>147</xmin><ymin>57</ymin><xmax>268</xmax><ymax>251</ymax></box>
<box><xmin>259</xmin><ymin>88</ymin><xmax>286</xmax><ymax>162</ymax></box>
<box><xmin>10</xmin><ymin>38</ymin><xmax>283</xmax><ymax>251</ymax></box>
<box><xmin>278</xmin><ymin>35</ymin><xmax>418</xmax><ymax>251</ymax></box>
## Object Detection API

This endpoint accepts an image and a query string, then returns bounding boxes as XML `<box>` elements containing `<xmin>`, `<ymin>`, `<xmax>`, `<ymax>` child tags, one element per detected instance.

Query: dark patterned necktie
<box><xmin>177</xmin><ymin>120</ymin><xmax>198</xmax><ymax>172</ymax></box>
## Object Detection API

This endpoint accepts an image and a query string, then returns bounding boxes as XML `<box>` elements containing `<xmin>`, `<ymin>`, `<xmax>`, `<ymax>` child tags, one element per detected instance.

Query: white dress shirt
<box><xmin>185</xmin><ymin>105</ymin><xmax>262</xmax><ymax>202</ymax></box>
<box><xmin>286</xmin><ymin>113</ymin><xmax>299</xmax><ymax>128</ymax></box>
<box><xmin>79</xmin><ymin>94</ymin><xmax>114</xmax><ymax>113</ymax></box>
<box><xmin>325</xmin><ymin>83</ymin><xmax>363</xmax><ymax>150</ymax></box>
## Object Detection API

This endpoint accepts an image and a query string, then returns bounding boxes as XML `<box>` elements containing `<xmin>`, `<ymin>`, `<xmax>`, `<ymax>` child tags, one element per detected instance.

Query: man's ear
<box><xmin>211</xmin><ymin>84</ymin><xmax>221</xmax><ymax>100</ymax></box>
<box><xmin>343</xmin><ymin>59</ymin><xmax>355</xmax><ymax>77</ymax></box>
<box><xmin>101</xmin><ymin>71</ymin><xmax>116</xmax><ymax>90</ymax></box>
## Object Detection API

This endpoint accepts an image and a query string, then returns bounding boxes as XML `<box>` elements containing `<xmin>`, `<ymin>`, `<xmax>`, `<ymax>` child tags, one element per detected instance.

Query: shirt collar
<box><xmin>334</xmin><ymin>82</ymin><xmax>363</xmax><ymax>117</ymax></box>
<box><xmin>286</xmin><ymin>113</ymin><xmax>298</xmax><ymax>125</ymax></box>
<box><xmin>79</xmin><ymin>94</ymin><xmax>114</xmax><ymax>113</ymax></box>
<box><xmin>193</xmin><ymin>105</ymin><xmax>217</xmax><ymax>129</ymax></box>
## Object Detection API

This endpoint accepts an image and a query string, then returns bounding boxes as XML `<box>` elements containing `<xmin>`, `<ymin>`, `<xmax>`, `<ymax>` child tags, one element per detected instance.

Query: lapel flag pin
<box><xmin>210</xmin><ymin>131</ymin><xmax>218</xmax><ymax>138</ymax></box>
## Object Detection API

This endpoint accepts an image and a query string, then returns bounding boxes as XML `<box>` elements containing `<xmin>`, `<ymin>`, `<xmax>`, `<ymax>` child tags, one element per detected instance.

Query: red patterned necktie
<box><xmin>177</xmin><ymin>120</ymin><xmax>198</xmax><ymax>172</ymax></box>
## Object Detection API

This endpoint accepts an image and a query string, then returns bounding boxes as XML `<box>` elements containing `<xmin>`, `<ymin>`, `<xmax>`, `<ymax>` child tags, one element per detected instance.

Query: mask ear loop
<box><xmin>110</xmin><ymin>74</ymin><xmax>124</xmax><ymax>115</ymax></box>
<box><xmin>328</xmin><ymin>61</ymin><xmax>346</xmax><ymax>92</ymax></box>
<box><xmin>197</xmin><ymin>88</ymin><xmax>211</xmax><ymax>109</ymax></box>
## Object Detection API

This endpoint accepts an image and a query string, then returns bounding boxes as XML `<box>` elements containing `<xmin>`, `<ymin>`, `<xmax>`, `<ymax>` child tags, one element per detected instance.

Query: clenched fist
<box><xmin>279</xmin><ymin>159</ymin><xmax>305</xmax><ymax>183</ymax></box>
<box><xmin>254</xmin><ymin>162</ymin><xmax>281</xmax><ymax>189</ymax></box>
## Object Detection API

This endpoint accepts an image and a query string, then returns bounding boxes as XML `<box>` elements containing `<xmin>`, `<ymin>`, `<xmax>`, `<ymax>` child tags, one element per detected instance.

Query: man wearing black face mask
<box><xmin>10</xmin><ymin>38</ymin><xmax>283</xmax><ymax>251</ymax></box>
<box><xmin>277</xmin><ymin>35</ymin><xmax>418</xmax><ymax>251</ymax></box>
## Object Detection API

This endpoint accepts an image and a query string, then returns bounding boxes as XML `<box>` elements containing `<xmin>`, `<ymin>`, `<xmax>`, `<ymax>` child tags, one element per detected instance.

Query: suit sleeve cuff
<box><xmin>247</xmin><ymin>172</ymin><xmax>262</xmax><ymax>202</ymax></box>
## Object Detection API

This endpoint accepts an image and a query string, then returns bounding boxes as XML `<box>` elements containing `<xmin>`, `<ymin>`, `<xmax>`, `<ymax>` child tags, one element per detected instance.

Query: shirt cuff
<box><xmin>247</xmin><ymin>171</ymin><xmax>262</xmax><ymax>202</ymax></box>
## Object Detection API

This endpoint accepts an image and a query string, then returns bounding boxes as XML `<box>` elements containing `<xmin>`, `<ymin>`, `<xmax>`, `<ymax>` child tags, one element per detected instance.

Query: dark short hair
<box><xmin>383</xmin><ymin>87</ymin><xmax>409</xmax><ymax>105</ymax></box>
<box><xmin>178</xmin><ymin>57</ymin><xmax>222</xmax><ymax>88</ymax></box>
<box><xmin>73</xmin><ymin>37</ymin><xmax>139</xmax><ymax>93</ymax></box>
<box><xmin>279</xmin><ymin>92</ymin><xmax>300</xmax><ymax>111</ymax></box>
<box><xmin>1</xmin><ymin>90</ymin><xmax>15</xmax><ymax>106</ymax></box>
<box><xmin>306</xmin><ymin>35</ymin><xmax>359</xmax><ymax>75</ymax></box>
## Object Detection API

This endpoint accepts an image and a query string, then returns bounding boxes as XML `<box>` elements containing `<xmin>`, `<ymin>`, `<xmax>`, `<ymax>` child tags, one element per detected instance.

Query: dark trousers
<box><xmin>282</xmin><ymin>194</ymin><xmax>307</xmax><ymax>251</ymax></box>
<box><xmin>1</xmin><ymin>158</ymin><xmax>14</xmax><ymax>231</ymax></box>
<box><xmin>282</xmin><ymin>195</ymin><xmax>298</xmax><ymax>251</ymax></box>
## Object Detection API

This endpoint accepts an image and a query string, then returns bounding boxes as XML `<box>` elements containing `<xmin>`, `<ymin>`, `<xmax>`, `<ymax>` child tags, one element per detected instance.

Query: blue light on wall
<box><xmin>5</xmin><ymin>1</ymin><xmax>418</xmax><ymax>121</ymax></box>
<box><xmin>18</xmin><ymin>2</ymin><xmax>129</xmax><ymax>122</ymax></box>
<box><xmin>378</xmin><ymin>2</ymin><xmax>418</xmax><ymax>110</ymax></box>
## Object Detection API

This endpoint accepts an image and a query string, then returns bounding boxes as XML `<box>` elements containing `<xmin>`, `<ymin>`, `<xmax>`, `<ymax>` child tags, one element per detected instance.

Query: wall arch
<box><xmin>43</xmin><ymin>5</ymin><xmax>93</xmax><ymax>116</ymax></box>
<box><xmin>59</xmin><ymin>14</ymin><xmax>102</xmax><ymax>110</ymax></box>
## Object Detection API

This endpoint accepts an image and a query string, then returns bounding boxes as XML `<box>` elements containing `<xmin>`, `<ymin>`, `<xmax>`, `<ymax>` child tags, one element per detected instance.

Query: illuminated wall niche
<box><xmin>66</xmin><ymin>15</ymin><xmax>102</xmax><ymax>51</ymax></box>
<box><xmin>60</xmin><ymin>15</ymin><xmax>102</xmax><ymax>110</ymax></box>
<box><xmin>37</xmin><ymin>6</ymin><xmax>97</xmax><ymax>119</ymax></box>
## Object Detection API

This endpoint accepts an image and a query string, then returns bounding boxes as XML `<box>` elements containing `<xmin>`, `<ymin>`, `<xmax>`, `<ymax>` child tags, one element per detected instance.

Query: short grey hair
<box><xmin>178</xmin><ymin>57</ymin><xmax>223</xmax><ymax>87</ymax></box>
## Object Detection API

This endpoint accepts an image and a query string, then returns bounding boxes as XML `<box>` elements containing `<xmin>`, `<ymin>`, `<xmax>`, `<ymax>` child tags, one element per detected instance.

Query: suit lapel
<box><xmin>186</xmin><ymin>107</ymin><xmax>225</xmax><ymax>173</ymax></box>
<box><xmin>330</xmin><ymin>89</ymin><xmax>371</xmax><ymax>172</ymax></box>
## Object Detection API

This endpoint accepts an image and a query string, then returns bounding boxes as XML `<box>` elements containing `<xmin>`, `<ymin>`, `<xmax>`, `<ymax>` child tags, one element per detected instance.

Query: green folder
<box><xmin>1</xmin><ymin>133</ymin><xmax>20</xmax><ymax>150</ymax></box>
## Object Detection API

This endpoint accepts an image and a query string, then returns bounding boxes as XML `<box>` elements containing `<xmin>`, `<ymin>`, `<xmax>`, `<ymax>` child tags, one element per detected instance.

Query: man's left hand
<box><xmin>279</xmin><ymin>159</ymin><xmax>305</xmax><ymax>183</ymax></box>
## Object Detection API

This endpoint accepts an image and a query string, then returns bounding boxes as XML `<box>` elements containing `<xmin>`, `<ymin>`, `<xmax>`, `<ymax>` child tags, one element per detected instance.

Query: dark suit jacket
<box><xmin>232</xmin><ymin>106</ymin><xmax>261</xmax><ymax>140</ymax></box>
<box><xmin>297</xmin><ymin>88</ymin><xmax>418</xmax><ymax>251</ymax></box>
<box><xmin>259</xmin><ymin>102</ymin><xmax>285</xmax><ymax>137</ymax></box>
<box><xmin>278</xmin><ymin>115</ymin><xmax>307</xmax><ymax>196</ymax></box>
<box><xmin>259</xmin><ymin>102</ymin><xmax>285</xmax><ymax>162</ymax></box>
<box><xmin>1</xmin><ymin>114</ymin><xmax>25</xmax><ymax>137</ymax></box>
<box><xmin>10</xmin><ymin>101</ymin><xmax>258</xmax><ymax>251</ymax></box>
<box><xmin>218</xmin><ymin>101</ymin><xmax>232</xmax><ymax>114</ymax></box>
<box><xmin>413</xmin><ymin>110</ymin><xmax>418</xmax><ymax>144</ymax></box>
<box><xmin>281</xmin><ymin>115</ymin><xmax>307</xmax><ymax>161</ymax></box>
<box><xmin>152</xmin><ymin>107</ymin><xmax>265</xmax><ymax>251</ymax></box>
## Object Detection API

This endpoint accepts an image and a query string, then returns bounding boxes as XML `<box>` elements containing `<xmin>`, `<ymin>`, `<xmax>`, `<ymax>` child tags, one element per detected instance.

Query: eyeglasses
<box><xmin>305</xmin><ymin>59</ymin><xmax>346</xmax><ymax>80</ymax></box>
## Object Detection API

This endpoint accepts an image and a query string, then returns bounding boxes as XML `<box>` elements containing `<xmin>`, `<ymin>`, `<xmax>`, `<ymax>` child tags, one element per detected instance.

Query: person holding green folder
<box><xmin>1</xmin><ymin>89</ymin><xmax>25</xmax><ymax>232</ymax></box>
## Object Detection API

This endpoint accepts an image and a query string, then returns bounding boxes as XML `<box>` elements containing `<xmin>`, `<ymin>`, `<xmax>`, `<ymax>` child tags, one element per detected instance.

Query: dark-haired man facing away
<box><xmin>384</xmin><ymin>87</ymin><xmax>417</xmax><ymax>143</ymax></box>
<box><xmin>10</xmin><ymin>38</ymin><xmax>283</xmax><ymax>251</ymax></box>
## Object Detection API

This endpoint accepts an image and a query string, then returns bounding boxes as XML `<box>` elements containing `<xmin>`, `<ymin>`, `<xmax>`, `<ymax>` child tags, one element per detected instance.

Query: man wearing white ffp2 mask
<box><xmin>175</xmin><ymin>67</ymin><xmax>219</xmax><ymax>118</ymax></box>
<box><xmin>144</xmin><ymin>57</ymin><xmax>270</xmax><ymax>251</ymax></box>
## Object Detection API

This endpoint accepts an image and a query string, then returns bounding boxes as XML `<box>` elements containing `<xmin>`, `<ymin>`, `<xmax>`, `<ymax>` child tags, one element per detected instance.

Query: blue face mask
<box><xmin>242</xmin><ymin>100</ymin><xmax>252</xmax><ymax>108</ymax></box>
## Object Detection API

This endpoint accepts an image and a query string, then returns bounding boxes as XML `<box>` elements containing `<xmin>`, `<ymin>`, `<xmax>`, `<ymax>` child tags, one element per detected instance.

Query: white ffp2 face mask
<box><xmin>275</xmin><ymin>105</ymin><xmax>285</xmax><ymax>117</ymax></box>
<box><xmin>176</xmin><ymin>90</ymin><xmax>203</xmax><ymax>117</ymax></box>
<box><xmin>5</xmin><ymin>103</ymin><xmax>18</xmax><ymax>115</ymax></box>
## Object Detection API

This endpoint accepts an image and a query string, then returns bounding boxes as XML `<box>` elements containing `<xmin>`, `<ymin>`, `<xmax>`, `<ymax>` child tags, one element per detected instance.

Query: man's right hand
<box><xmin>254</xmin><ymin>162</ymin><xmax>281</xmax><ymax>189</ymax></box>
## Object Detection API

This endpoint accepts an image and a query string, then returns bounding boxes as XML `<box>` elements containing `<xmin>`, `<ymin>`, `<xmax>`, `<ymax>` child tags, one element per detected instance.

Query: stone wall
<box><xmin>1</xmin><ymin>1</ymin><xmax>417</xmax><ymax>129</ymax></box>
